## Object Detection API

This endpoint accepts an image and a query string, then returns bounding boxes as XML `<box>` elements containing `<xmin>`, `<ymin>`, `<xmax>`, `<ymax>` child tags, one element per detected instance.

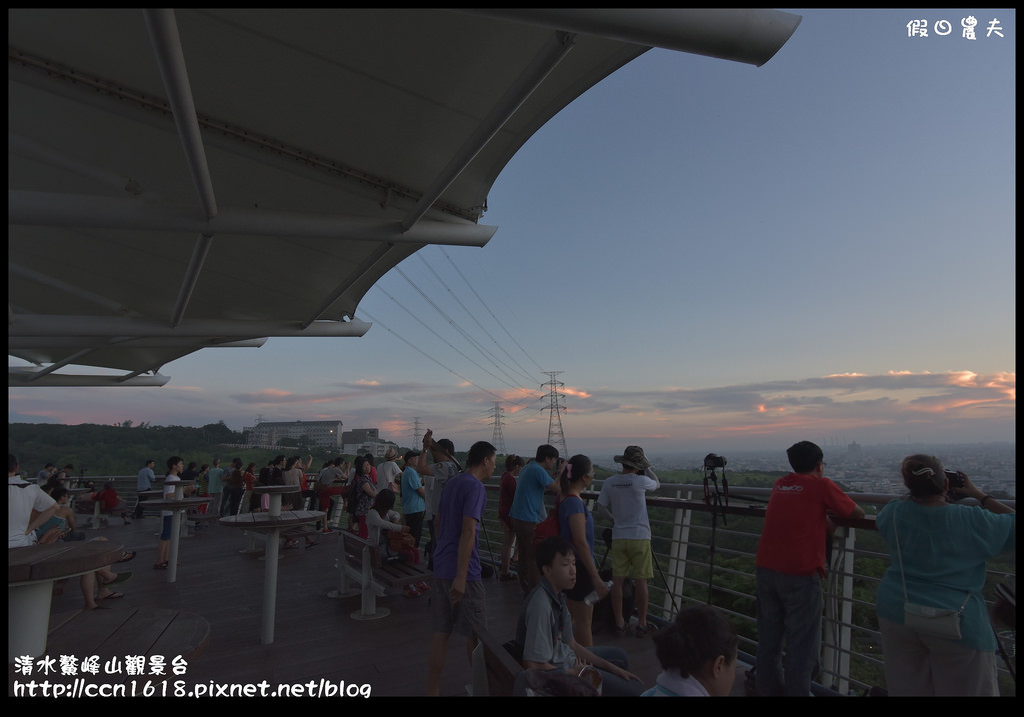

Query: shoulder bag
<box><xmin>894</xmin><ymin>506</ymin><xmax>969</xmax><ymax>640</ymax></box>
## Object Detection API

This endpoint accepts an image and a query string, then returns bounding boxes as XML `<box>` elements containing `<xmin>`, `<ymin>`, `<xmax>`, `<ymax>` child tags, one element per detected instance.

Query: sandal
<box><xmin>99</xmin><ymin>571</ymin><xmax>133</xmax><ymax>587</ymax></box>
<box><xmin>117</xmin><ymin>550</ymin><xmax>136</xmax><ymax>563</ymax></box>
<box><xmin>99</xmin><ymin>590</ymin><xmax>125</xmax><ymax>600</ymax></box>
<box><xmin>153</xmin><ymin>561</ymin><xmax>169</xmax><ymax>570</ymax></box>
<box><xmin>613</xmin><ymin>623</ymin><xmax>628</xmax><ymax>637</ymax></box>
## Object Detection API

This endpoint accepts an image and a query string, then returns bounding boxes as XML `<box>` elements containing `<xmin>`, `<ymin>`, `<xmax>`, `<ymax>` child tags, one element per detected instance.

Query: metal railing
<box><xmin>476</xmin><ymin>480</ymin><xmax>1016</xmax><ymax>696</ymax></box>
<box><xmin>48</xmin><ymin>473</ymin><xmax>1015</xmax><ymax>695</ymax></box>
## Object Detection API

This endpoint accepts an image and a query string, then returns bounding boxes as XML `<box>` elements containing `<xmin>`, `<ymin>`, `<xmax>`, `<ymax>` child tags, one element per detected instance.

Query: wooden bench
<box><xmin>474</xmin><ymin>628</ymin><xmax>524</xmax><ymax>697</ymax></box>
<box><xmin>334</xmin><ymin>530</ymin><xmax>432</xmax><ymax>620</ymax></box>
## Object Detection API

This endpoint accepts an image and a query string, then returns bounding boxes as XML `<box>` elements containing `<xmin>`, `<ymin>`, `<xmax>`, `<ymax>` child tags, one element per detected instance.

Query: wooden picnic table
<box><xmin>8</xmin><ymin>540</ymin><xmax>125</xmax><ymax>660</ymax></box>
<box><xmin>144</xmin><ymin>497</ymin><xmax>212</xmax><ymax>583</ymax></box>
<box><xmin>219</xmin><ymin>509</ymin><xmax>324</xmax><ymax>645</ymax></box>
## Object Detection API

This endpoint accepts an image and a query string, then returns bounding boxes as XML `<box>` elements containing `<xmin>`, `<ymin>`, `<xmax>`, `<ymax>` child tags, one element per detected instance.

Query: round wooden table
<box><xmin>251</xmin><ymin>484</ymin><xmax>301</xmax><ymax>517</ymax></box>
<box><xmin>220</xmin><ymin>509</ymin><xmax>324</xmax><ymax>645</ymax></box>
<box><xmin>8</xmin><ymin>540</ymin><xmax>125</xmax><ymax>660</ymax></box>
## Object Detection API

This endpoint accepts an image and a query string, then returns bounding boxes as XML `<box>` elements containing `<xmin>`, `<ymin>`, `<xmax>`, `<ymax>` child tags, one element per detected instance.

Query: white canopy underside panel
<box><xmin>8</xmin><ymin>8</ymin><xmax>800</xmax><ymax>386</ymax></box>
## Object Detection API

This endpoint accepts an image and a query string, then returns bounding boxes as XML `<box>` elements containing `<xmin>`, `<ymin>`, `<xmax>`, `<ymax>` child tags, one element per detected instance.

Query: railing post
<box><xmin>822</xmin><ymin>524</ymin><xmax>857</xmax><ymax>694</ymax></box>
<box><xmin>664</xmin><ymin>487</ymin><xmax>693</xmax><ymax>616</ymax></box>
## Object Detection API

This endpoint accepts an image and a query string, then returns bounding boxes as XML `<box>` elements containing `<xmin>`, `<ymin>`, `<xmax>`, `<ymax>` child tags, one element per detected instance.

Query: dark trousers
<box><xmin>405</xmin><ymin>511</ymin><xmax>425</xmax><ymax>549</ymax></box>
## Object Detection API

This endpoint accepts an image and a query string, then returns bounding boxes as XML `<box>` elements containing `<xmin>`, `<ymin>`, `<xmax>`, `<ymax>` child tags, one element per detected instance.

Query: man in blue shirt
<box><xmin>133</xmin><ymin>458</ymin><xmax>156</xmax><ymax>519</ymax></box>
<box><xmin>207</xmin><ymin>458</ymin><xmax>227</xmax><ymax>516</ymax></box>
<box><xmin>401</xmin><ymin>450</ymin><xmax>426</xmax><ymax>549</ymax></box>
<box><xmin>509</xmin><ymin>444</ymin><xmax>560</xmax><ymax>595</ymax></box>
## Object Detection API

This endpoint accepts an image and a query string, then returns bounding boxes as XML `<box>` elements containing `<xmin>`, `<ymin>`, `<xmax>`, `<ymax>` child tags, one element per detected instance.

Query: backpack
<box><xmin>532</xmin><ymin>496</ymin><xmax>562</xmax><ymax>549</ymax></box>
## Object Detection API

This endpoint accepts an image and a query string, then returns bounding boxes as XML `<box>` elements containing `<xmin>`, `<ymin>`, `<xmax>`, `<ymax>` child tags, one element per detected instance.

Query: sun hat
<box><xmin>613</xmin><ymin>445</ymin><xmax>650</xmax><ymax>470</ymax></box>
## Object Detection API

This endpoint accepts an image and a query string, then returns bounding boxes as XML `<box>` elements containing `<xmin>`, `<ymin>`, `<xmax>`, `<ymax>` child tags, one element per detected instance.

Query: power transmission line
<box><xmin>392</xmin><ymin>266</ymin><xmax>533</xmax><ymax>391</ymax></box>
<box><xmin>357</xmin><ymin>306</ymin><xmax>506</xmax><ymax>402</ymax></box>
<box><xmin>358</xmin><ymin>248</ymin><xmax>563</xmax><ymax>442</ymax></box>
<box><xmin>438</xmin><ymin>247</ymin><xmax>545</xmax><ymax>375</ymax></box>
<box><xmin>369</xmin><ymin>285</ymin><xmax>533</xmax><ymax>399</ymax></box>
<box><xmin>417</xmin><ymin>253</ymin><xmax>538</xmax><ymax>386</ymax></box>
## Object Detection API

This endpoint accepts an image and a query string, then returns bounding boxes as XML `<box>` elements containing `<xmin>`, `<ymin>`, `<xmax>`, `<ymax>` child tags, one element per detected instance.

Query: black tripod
<box><xmin>703</xmin><ymin>459</ymin><xmax>729</xmax><ymax>605</ymax></box>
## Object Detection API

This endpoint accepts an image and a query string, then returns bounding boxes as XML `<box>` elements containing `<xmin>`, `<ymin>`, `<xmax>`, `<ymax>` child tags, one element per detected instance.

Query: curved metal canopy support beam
<box><xmin>10</xmin><ymin>316</ymin><xmax>373</xmax><ymax>339</ymax></box>
<box><xmin>9</xmin><ymin>191</ymin><xmax>497</xmax><ymax>247</ymax></box>
<box><xmin>9</xmin><ymin>367</ymin><xmax>171</xmax><ymax>388</ymax></box>
<box><xmin>457</xmin><ymin>8</ymin><xmax>802</xmax><ymax>67</ymax></box>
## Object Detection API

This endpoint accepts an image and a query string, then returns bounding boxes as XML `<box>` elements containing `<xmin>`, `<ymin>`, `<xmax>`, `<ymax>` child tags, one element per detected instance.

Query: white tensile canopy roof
<box><xmin>8</xmin><ymin>8</ymin><xmax>801</xmax><ymax>387</ymax></box>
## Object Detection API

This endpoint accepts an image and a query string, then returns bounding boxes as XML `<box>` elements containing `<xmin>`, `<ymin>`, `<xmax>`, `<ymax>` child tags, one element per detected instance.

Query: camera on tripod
<box><xmin>703</xmin><ymin>453</ymin><xmax>727</xmax><ymax>470</ymax></box>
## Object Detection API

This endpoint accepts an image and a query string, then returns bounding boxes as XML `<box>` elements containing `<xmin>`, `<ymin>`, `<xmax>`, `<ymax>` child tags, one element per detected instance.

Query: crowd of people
<box><xmin>419</xmin><ymin>436</ymin><xmax>1013</xmax><ymax>698</ymax></box>
<box><xmin>9</xmin><ymin>436</ymin><xmax>1014</xmax><ymax>697</ymax></box>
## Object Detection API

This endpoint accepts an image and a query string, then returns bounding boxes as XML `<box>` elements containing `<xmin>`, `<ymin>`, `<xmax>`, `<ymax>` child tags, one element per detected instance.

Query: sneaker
<box><xmin>404</xmin><ymin>585</ymin><xmax>421</xmax><ymax>598</ymax></box>
<box><xmin>416</xmin><ymin>581</ymin><xmax>431</xmax><ymax>593</ymax></box>
<box><xmin>635</xmin><ymin>622</ymin><xmax>656</xmax><ymax>638</ymax></box>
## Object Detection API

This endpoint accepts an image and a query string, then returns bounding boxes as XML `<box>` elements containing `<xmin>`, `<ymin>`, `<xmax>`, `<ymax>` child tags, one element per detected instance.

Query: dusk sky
<box><xmin>8</xmin><ymin>9</ymin><xmax>1016</xmax><ymax>459</ymax></box>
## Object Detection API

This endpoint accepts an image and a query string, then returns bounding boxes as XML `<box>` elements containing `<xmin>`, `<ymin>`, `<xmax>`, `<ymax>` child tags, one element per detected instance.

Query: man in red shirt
<box><xmin>754</xmin><ymin>441</ymin><xmax>864</xmax><ymax>696</ymax></box>
<box><xmin>93</xmin><ymin>481</ymin><xmax>132</xmax><ymax>525</ymax></box>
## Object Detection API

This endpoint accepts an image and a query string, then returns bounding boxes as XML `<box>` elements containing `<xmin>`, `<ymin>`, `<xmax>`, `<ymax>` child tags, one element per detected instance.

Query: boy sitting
<box><xmin>514</xmin><ymin>536</ymin><xmax>645</xmax><ymax>696</ymax></box>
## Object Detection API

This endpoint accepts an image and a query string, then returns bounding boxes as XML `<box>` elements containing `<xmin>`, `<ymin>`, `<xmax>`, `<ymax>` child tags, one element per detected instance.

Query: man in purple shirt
<box><xmin>426</xmin><ymin>441</ymin><xmax>496</xmax><ymax>696</ymax></box>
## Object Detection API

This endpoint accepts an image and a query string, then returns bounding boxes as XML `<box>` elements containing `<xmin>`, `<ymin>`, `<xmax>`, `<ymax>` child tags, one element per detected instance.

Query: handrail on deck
<box><xmin>475</xmin><ymin>480</ymin><xmax>1015</xmax><ymax>696</ymax></box>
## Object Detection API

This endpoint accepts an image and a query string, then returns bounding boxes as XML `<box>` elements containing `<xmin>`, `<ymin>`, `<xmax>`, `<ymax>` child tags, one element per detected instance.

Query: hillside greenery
<box><xmin>7</xmin><ymin>421</ymin><xmax>422</xmax><ymax>477</ymax></box>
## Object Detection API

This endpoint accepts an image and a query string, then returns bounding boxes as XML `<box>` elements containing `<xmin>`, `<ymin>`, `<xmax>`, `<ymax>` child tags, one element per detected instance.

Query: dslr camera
<box><xmin>703</xmin><ymin>453</ymin><xmax>727</xmax><ymax>470</ymax></box>
<box><xmin>945</xmin><ymin>469</ymin><xmax>967</xmax><ymax>501</ymax></box>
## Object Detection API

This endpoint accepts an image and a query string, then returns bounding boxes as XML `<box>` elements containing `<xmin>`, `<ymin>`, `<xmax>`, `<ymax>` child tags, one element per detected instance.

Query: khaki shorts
<box><xmin>611</xmin><ymin>539</ymin><xmax>653</xmax><ymax>580</ymax></box>
<box><xmin>431</xmin><ymin>579</ymin><xmax>488</xmax><ymax>637</ymax></box>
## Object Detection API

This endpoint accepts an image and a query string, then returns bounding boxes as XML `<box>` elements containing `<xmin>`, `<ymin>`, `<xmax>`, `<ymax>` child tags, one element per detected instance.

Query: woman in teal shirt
<box><xmin>875</xmin><ymin>454</ymin><xmax>1014</xmax><ymax>696</ymax></box>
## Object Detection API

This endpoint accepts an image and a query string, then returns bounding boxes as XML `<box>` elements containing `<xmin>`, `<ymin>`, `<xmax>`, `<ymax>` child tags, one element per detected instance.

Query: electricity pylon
<box><xmin>490</xmin><ymin>402</ymin><xmax>507</xmax><ymax>455</ymax></box>
<box><xmin>542</xmin><ymin>371</ymin><xmax>567</xmax><ymax>459</ymax></box>
<box><xmin>412</xmin><ymin>417</ymin><xmax>422</xmax><ymax>448</ymax></box>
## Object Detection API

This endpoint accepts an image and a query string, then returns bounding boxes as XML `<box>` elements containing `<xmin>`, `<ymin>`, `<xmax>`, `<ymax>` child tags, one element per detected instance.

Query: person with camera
<box><xmin>754</xmin><ymin>440</ymin><xmax>865</xmax><ymax>696</ymax></box>
<box><xmin>596</xmin><ymin>445</ymin><xmax>660</xmax><ymax>636</ymax></box>
<box><xmin>874</xmin><ymin>454</ymin><xmax>1014</xmax><ymax>696</ymax></box>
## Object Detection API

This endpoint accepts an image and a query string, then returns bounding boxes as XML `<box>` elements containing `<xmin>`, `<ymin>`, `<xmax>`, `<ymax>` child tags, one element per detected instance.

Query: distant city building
<box><xmin>342</xmin><ymin>428</ymin><xmax>379</xmax><ymax>445</ymax></box>
<box><xmin>244</xmin><ymin>420</ymin><xmax>343</xmax><ymax>449</ymax></box>
<box><xmin>341</xmin><ymin>429</ymin><xmax>398</xmax><ymax>458</ymax></box>
<box><xmin>344</xmin><ymin>440</ymin><xmax>396</xmax><ymax>459</ymax></box>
